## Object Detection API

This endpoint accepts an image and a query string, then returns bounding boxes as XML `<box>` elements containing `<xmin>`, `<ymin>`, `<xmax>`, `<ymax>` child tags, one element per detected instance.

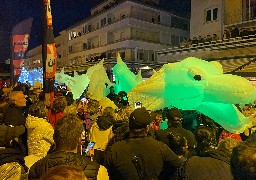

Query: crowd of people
<box><xmin>0</xmin><ymin>81</ymin><xmax>256</xmax><ymax>180</ymax></box>
<box><xmin>180</xmin><ymin>26</ymin><xmax>256</xmax><ymax>48</ymax></box>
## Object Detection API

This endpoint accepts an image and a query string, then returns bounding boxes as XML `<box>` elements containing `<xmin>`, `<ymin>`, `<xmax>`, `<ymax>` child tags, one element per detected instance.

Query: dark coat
<box><xmin>178</xmin><ymin>156</ymin><xmax>233</xmax><ymax>180</ymax></box>
<box><xmin>3</xmin><ymin>103</ymin><xmax>26</xmax><ymax>126</ymax></box>
<box><xmin>29</xmin><ymin>151</ymin><xmax>100</xmax><ymax>180</ymax></box>
<box><xmin>156</xmin><ymin>127</ymin><xmax>197</xmax><ymax>150</ymax></box>
<box><xmin>104</xmin><ymin>136</ymin><xmax>182</xmax><ymax>180</ymax></box>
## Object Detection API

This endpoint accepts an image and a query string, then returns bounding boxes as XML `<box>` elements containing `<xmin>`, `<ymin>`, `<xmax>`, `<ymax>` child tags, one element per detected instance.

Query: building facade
<box><xmin>24</xmin><ymin>0</ymin><xmax>189</xmax><ymax>75</ymax></box>
<box><xmin>158</xmin><ymin>0</ymin><xmax>256</xmax><ymax>78</ymax></box>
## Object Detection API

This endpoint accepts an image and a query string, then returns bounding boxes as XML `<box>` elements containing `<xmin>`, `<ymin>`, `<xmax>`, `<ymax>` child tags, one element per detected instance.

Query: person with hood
<box><xmin>88</xmin><ymin>107</ymin><xmax>115</xmax><ymax>165</ymax></box>
<box><xmin>25</xmin><ymin>101</ymin><xmax>54</xmax><ymax>169</ymax></box>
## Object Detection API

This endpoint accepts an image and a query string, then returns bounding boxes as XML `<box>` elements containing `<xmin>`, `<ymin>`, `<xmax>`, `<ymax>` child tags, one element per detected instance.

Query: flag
<box><xmin>11</xmin><ymin>18</ymin><xmax>33</xmax><ymax>84</ymax></box>
<box><xmin>42</xmin><ymin>0</ymin><xmax>56</xmax><ymax>105</ymax></box>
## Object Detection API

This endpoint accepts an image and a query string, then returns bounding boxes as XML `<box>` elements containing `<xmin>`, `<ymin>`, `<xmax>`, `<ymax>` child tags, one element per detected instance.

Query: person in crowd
<box><xmin>168</xmin><ymin>132</ymin><xmax>188</xmax><ymax>161</ymax></box>
<box><xmin>40</xmin><ymin>165</ymin><xmax>87</xmax><ymax>180</ymax></box>
<box><xmin>205</xmin><ymin>34</ymin><xmax>212</xmax><ymax>42</ymax></box>
<box><xmin>104</xmin><ymin>107</ymin><xmax>182</xmax><ymax>179</ymax></box>
<box><xmin>198</xmin><ymin>36</ymin><xmax>205</xmax><ymax>44</ymax></box>
<box><xmin>156</xmin><ymin>108</ymin><xmax>196</xmax><ymax>157</ymax></box>
<box><xmin>88</xmin><ymin>107</ymin><xmax>115</xmax><ymax>165</ymax></box>
<box><xmin>25</xmin><ymin>101</ymin><xmax>54</xmax><ymax>169</ymax></box>
<box><xmin>223</xmin><ymin>29</ymin><xmax>230</xmax><ymax>39</ymax></box>
<box><xmin>230</xmin><ymin>141</ymin><xmax>256</xmax><ymax>180</ymax></box>
<box><xmin>180</xmin><ymin>37</ymin><xmax>188</xmax><ymax>47</ymax></box>
<box><xmin>181</xmin><ymin>110</ymin><xmax>199</xmax><ymax>132</ymax></box>
<box><xmin>179</xmin><ymin>137</ymin><xmax>239</xmax><ymax>180</ymax></box>
<box><xmin>106</xmin><ymin>86</ymin><xmax>117</xmax><ymax>102</ymax></box>
<box><xmin>29</xmin><ymin>114</ymin><xmax>108</xmax><ymax>180</ymax></box>
<box><xmin>231</xmin><ymin>27</ymin><xmax>240</xmax><ymax>38</ymax></box>
<box><xmin>83</xmin><ymin>99</ymin><xmax>100</xmax><ymax>131</ymax></box>
<box><xmin>2</xmin><ymin>90</ymin><xmax>28</xmax><ymax>155</ymax></box>
<box><xmin>186</xmin><ymin>38</ymin><xmax>192</xmax><ymax>47</ymax></box>
<box><xmin>113</xmin><ymin>106</ymin><xmax>131</xmax><ymax>133</ymax></box>
<box><xmin>194</xmin><ymin>125</ymin><xmax>217</xmax><ymax>156</ymax></box>
<box><xmin>191</xmin><ymin>37</ymin><xmax>198</xmax><ymax>45</ymax></box>
<box><xmin>115</xmin><ymin>91</ymin><xmax>129</xmax><ymax>108</ymax></box>
<box><xmin>212</xmin><ymin>33</ymin><xmax>220</xmax><ymax>41</ymax></box>
<box><xmin>48</xmin><ymin>96</ymin><xmax>67</xmax><ymax>127</ymax></box>
<box><xmin>150</xmin><ymin>110</ymin><xmax>163</xmax><ymax>131</ymax></box>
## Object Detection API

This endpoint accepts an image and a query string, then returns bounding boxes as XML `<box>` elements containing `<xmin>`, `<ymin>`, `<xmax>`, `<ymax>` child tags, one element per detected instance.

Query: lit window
<box><xmin>206</xmin><ymin>7</ymin><xmax>218</xmax><ymax>22</ymax></box>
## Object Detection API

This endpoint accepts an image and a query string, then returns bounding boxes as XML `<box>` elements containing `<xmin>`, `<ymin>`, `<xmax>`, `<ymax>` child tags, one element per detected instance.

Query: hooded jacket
<box><xmin>28</xmin><ymin>151</ymin><xmax>100</xmax><ymax>180</ymax></box>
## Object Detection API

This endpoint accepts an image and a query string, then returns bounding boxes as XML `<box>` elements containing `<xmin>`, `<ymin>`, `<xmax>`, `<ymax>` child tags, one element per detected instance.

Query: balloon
<box><xmin>112</xmin><ymin>53</ymin><xmax>143</xmax><ymax>93</ymax></box>
<box><xmin>128</xmin><ymin>57</ymin><xmax>256</xmax><ymax>133</ymax></box>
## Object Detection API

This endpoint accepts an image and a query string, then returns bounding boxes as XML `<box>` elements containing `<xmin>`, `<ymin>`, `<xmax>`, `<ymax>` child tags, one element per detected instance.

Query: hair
<box><xmin>102</xmin><ymin>107</ymin><xmax>116</xmax><ymax>119</ymax></box>
<box><xmin>231</xmin><ymin>141</ymin><xmax>256</xmax><ymax>180</ymax></box>
<box><xmin>28</xmin><ymin>101</ymin><xmax>47</xmax><ymax>118</ymax></box>
<box><xmin>40</xmin><ymin>165</ymin><xmax>86</xmax><ymax>180</ymax></box>
<box><xmin>86</xmin><ymin>99</ymin><xmax>99</xmax><ymax>115</ymax></box>
<box><xmin>51</xmin><ymin>96</ymin><xmax>67</xmax><ymax>114</ymax></box>
<box><xmin>150</xmin><ymin>110</ymin><xmax>162</xmax><ymax>121</ymax></box>
<box><xmin>8</xmin><ymin>91</ymin><xmax>23</xmax><ymax>103</ymax></box>
<box><xmin>168</xmin><ymin>133</ymin><xmax>187</xmax><ymax>156</ymax></box>
<box><xmin>53</xmin><ymin>114</ymin><xmax>83</xmax><ymax>151</ymax></box>
<box><xmin>116</xmin><ymin>106</ymin><xmax>133</xmax><ymax>121</ymax></box>
<box><xmin>195</xmin><ymin>125</ymin><xmax>216</xmax><ymax>155</ymax></box>
<box><xmin>217</xmin><ymin>137</ymin><xmax>240</xmax><ymax>155</ymax></box>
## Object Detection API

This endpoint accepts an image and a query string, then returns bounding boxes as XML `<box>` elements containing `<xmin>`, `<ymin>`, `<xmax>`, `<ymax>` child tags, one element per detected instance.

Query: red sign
<box><xmin>13</xmin><ymin>34</ymin><xmax>29</xmax><ymax>53</ymax></box>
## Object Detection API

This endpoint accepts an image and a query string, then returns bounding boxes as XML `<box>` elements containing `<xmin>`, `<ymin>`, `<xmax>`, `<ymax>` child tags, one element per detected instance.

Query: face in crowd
<box><xmin>11</xmin><ymin>91</ymin><xmax>27</xmax><ymax>107</ymax></box>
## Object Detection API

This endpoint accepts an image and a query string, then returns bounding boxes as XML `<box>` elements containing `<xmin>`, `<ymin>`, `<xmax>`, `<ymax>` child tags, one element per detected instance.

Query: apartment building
<box><xmin>158</xmin><ymin>0</ymin><xmax>256</xmax><ymax>77</ymax></box>
<box><xmin>25</xmin><ymin>0</ymin><xmax>189</xmax><ymax>75</ymax></box>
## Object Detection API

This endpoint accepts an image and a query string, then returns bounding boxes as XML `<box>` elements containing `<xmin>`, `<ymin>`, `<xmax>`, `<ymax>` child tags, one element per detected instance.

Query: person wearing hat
<box><xmin>104</xmin><ymin>107</ymin><xmax>182</xmax><ymax>179</ymax></box>
<box><xmin>156</xmin><ymin>108</ymin><xmax>196</xmax><ymax>158</ymax></box>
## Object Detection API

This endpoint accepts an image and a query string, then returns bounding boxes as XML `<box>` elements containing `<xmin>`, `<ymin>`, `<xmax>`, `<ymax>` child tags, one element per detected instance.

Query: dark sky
<box><xmin>0</xmin><ymin>0</ymin><xmax>190</xmax><ymax>62</ymax></box>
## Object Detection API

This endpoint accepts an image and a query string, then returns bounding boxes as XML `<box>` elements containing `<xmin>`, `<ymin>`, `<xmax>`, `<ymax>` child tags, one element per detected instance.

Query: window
<box><xmin>83</xmin><ymin>43</ymin><xmax>87</xmax><ymax>50</ymax></box>
<box><xmin>171</xmin><ymin>16</ymin><xmax>189</xmax><ymax>30</ymax></box>
<box><xmin>206</xmin><ymin>7</ymin><xmax>218</xmax><ymax>22</ymax></box>
<box><xmin>101</xmin><ymin>18</ymin><xmax>107</xmax><ymax>27</ymax></box>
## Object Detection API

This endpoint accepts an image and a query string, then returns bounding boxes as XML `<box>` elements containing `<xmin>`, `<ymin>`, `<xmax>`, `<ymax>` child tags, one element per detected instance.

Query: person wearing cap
<box><xmin>104</xmin><ymin>107</ymin><xmax>182</xmax><ymax>179</ymax></box>
<box><xmin>156</xmin><ymin>108</ymin><xmax>196</xmax><ymax>158</ymax></box>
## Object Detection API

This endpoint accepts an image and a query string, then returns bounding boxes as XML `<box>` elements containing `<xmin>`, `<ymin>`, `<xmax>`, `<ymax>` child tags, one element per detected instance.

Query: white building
<box><xmin>25</xmin><ymin>0</ymin><xmax>189</xmax><ymax>76</ymax></box>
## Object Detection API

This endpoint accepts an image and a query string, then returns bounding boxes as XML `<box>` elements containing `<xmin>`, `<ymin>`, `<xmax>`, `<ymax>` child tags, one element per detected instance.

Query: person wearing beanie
<box><xmin>156</xmin><ymin>108</ymin><xmax>196</xmax><ymax>158</ymax></box>
<box><xmin>104</xmin><ymin>107</ymin><xmax>182</xmax><ymax>179</ymax></box>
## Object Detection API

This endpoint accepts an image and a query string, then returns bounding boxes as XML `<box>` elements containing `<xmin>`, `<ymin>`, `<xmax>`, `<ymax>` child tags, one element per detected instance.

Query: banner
<box><xmin>11</xmin><ymin>18</ymin><xmax>33</xmax><ymax>84</ymax></box>
<box><xmin>42</xmin><ymin>0</ymin><xmax>56</xmax><ymax>105</ymax></box>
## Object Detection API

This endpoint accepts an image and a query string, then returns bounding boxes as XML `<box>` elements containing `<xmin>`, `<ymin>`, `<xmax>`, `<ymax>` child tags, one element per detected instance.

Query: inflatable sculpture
<box><xmin>113</xmin><ymin>53</ymin><xmax>143</xmax><ymax>93</ymax></box>
<box><xmin>128</xmin><ymin>57</ymin><xmax>256</xmax><ymax>133</ymax></box>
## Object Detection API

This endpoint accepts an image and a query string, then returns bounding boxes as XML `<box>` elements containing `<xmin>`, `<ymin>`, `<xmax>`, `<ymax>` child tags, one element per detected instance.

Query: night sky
<box><xmin>0</xmin><ymin>0</ymin><xmax>190</xmax><ymax>62</ymax></box>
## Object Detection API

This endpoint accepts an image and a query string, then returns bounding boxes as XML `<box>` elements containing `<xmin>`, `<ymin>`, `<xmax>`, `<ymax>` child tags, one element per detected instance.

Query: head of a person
<box><xmin>8</xmin><ymin>91</ymin><xmax>27</xmax><ymax>107</ymax></box>
<box><xmin>102</xmin><ymin>107</ymin><xmax>116</xmax><ymax>119</ymax></box>
<box><xmin>109</xmin><ymin>86</ymin><xmax>115</xmax><ymax>94</ymax></box>
<box><xmin>86</xmin><ymin>99</ymin><xmax>99</xmax><ymax>115</ymax></box>
<box><xmin>53</xmin><ymin>114</ymin><xmax>83</xmax><ymax>152</ymax></box>
<box><xmin>116</xmin><ymin>106</ymin><xmax>133</xmax><ymax>121</ymax></box>
<box><xmin>28</xmin><ymin>101</ymin><xmax>47</xmax><ymax>118</ymax></box>
<box><xmin>40</xmin><ymin>165</ymin><xmax>87</xmax><ymax>180</ymax></box>
<box><xmin>151</xmin><ymin>110</ymin><xmax>162</xmax><ymax>123</ymax></box>
<box><xmin>129</xmin><ymin>107</ymin><xmax>151</xmax><ymax>136</ymax></box>
<box><xmin>230</xmin><ymin>141</ymin><xmax>256</xmax><ymax>180</ymax></box>
<box><xmin>51</xmin><ymin>96</ymin><xmax>67</xmax><ymax>114</ymax></box>
<box><xmin>166</xmin><ymin>108</ymin><xmax>182</xmax><ymax>128</ymax></box>
<box><xmin>168</xmin><ymin>132</ymin><xmax>188</xmax><ymax>156</ymax></box>
<box><xmin>217</xmin><ymin>137</ymin><xmax>240</xmax><ymax>157</ymax></box>
<box><xmin>195</xmin><ymin>125</ymin><xmax>216</xmax><ymax>149</ymax></box>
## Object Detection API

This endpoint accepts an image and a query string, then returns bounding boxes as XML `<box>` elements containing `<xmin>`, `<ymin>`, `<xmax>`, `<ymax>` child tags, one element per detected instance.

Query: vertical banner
<box><xmin>11</xmin><ymin>18</ymin><xmax>33</xmax><ymax>86</ymax></box>
<box><xmin>42</xmin><ymin>0</ymin><xmax>56</xmax><ymax>106</ymax></box>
